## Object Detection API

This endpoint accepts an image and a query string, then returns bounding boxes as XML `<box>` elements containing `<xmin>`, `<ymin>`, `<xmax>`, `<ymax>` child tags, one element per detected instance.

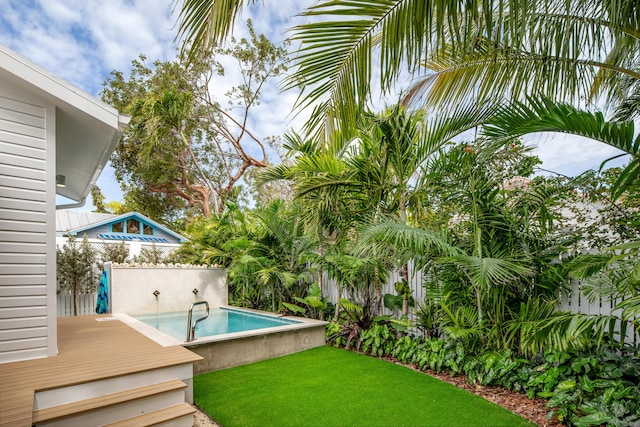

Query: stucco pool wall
<box><xmin>115</xmin><ymin>306</ymin><xmax>327</xmax><ymax>374</ymax></box>
<box><xmin>187</xmin><ymin>319</ymin><xmax>327</xmax><ymax>374</ymax></box>
<box><xmin>105</xmin><ymin>262</ymin><xmax>228</xmax><ymax>314</ymax></box>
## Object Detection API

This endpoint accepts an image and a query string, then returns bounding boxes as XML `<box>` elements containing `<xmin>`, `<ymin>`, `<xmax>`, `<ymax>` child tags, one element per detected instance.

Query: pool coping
<box><xmin>113</xmin><ymin>305</ymin><xmax>327</xmax><ymax>348</ymax></box>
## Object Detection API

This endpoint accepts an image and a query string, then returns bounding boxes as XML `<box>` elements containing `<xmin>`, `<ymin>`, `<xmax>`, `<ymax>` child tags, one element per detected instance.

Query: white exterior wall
<box><xmin>108</xmin><ymin>265</ymin><xmax>227</xmax><ymax>315</ymax></box>
<box><xmin>0</xmin><ymin>85</ymin><xmax>57</xmax><ymax>363</ymax></box>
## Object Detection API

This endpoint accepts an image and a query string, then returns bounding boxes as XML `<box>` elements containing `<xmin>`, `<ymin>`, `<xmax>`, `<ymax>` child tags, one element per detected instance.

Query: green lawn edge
<box><xmin>194</xmin><ymin>346</ymin><xmax>534</xmax><ymax>427</ymax></box>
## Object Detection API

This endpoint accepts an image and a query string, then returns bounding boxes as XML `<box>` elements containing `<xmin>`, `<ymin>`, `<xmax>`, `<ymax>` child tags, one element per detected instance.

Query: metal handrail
<box><xmin>186</xmin><ymin>300</ymin><xmax>209</xmax><ymax>342</ymax></box>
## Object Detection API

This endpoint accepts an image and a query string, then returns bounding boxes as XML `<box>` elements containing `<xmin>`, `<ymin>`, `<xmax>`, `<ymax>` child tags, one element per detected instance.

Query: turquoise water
<box><xmin>133</xmin><ymin>307</ymin><xmax>299</xmax><ymax>341</ymax></box>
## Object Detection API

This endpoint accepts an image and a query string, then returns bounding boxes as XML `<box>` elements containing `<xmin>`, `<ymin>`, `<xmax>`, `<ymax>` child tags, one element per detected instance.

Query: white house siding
<box><xmin>0</xmin><ymin>87</ymin><xmax>54</xmax><ymax>363</ymax></box>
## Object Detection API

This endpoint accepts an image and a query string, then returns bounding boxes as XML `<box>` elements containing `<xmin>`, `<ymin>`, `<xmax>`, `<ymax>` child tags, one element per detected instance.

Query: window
<box><xmin>143</xmin><ymin>223</ymin><xmax>153</xmax><ymax>235</ymax></box>
<box><xmin>126</xmin><ymin>219</ymin><xmax>140</xmax><ymax>234</ymax></box>
<box><xmin>112</xmin><ymin>221</ymin><xmax>124</xmax><ymax>233</ymax></box>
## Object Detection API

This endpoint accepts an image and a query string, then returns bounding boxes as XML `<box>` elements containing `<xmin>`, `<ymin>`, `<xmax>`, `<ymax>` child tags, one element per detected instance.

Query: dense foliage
<box><xmin>169</xmin><ymin>98</ymin><xmax>640</xmax><ymax>424</ymax></box>
<box><xmin>155</xmin><ymin>0</ymin><xmax>640</xmax><ymax>425</ymax></box>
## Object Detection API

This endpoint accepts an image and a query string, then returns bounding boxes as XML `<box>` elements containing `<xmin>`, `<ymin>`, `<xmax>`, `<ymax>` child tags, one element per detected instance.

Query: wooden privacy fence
<box><xmin>57</xmin><ymin>290</ymin><xmax>97</xmax><ymax>317</ymax></box>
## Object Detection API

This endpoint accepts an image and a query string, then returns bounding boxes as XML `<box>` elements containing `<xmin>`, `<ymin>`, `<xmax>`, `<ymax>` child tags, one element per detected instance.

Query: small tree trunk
<box><xmin>402</xmin><ymin>297</ymin><xmax>409</xmax><ymax>316</ymax></box>
<box><xmin>73</xmin><ymin>280</ymin><xmax>78</xmax><ymax>316</ymax></box>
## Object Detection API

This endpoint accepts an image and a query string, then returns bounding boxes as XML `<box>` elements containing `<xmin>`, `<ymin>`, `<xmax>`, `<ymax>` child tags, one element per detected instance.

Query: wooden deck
<box><xmin>0</xmin><ymin>315</ymin><xmax>202</xmax><ymax>427</ymax></box>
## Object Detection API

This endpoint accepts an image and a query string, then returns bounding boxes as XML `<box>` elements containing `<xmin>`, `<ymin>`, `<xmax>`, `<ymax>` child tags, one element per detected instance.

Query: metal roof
<box><xmin>56</xmin><ymin>210</ymin><xmax>116</xmax><ymax>233</ymax></box>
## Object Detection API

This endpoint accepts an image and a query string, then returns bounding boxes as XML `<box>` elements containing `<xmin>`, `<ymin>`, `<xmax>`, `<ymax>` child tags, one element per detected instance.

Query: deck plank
<box><xmin>0</xmin><ymin>316</ymin><xmax>202</xmax><ymax>427</ymax></box>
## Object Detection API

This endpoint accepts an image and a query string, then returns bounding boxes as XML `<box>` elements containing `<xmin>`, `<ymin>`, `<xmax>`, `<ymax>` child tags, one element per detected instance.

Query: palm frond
<box><xmin>286</xmin><ymin>0</ymin><xmax>484</xmax><ymax>136</ymax></box>
<box><xmin>358</xmin><ymin>220</ymin><xmax>461</xmax><ymax>259</ymax></box>
<box><xmin>485</xmin><ymin>96</ymin><xmax>637</xmax><ymax>154</ymax></box>
<box><xmin>440</xmin><ymin>255</ymin><xmax>534</xmax><ymax>288</ymax></box>
<box><xmin>176</xmin><ymin>0</ymin><xmax>256</xmax><ymax>58</ymax></box>
<box><xmin>523</xmin><ymin>311</ymin><xmax>633</xmax><ymax>351</ymax></box>
<box><xmin>616</xmin><ymin>296</ymin><xmax>640</xmax><ymax>320</ymax></box>
<box><xmin>503</xmin><ymin>299</ymin><xmax>558</xmax><ymax>355</ymax></box>
<box><xmin>410</xmin><ymin>49</ymin><xmax>595</xmax><ymax>109</ymax></box>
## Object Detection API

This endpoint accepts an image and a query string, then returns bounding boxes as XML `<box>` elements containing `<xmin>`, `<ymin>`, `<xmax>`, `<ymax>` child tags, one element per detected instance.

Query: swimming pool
<box><xmin>115</xmin><ymin>305</ymin><xmax>327</xmax><ymax>373</ymax></box>
<box><xmin>133</xmin><ymin>307</ymin><xmax>300</xmax><ymax>341</ymax></box>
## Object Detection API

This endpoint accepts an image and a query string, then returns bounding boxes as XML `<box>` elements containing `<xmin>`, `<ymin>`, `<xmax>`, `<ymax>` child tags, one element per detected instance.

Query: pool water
<box><xmin>133</xmin><ymin>307</ymin><xmax>299</xmax><ymax>341</ymax></box>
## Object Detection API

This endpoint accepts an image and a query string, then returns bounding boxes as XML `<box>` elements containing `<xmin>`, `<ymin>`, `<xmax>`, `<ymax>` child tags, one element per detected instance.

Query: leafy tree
<box><xmin>56</xmin><ymin>235</ymin><xmax>98</xmax><ymax>316</ymax></box>
<box><xmin>101</xmin><ymin>20</ymin><xmax>289</xmax><ymax>221</ymax></box>
<box><xmin>90</xmin><ymin>185</ymin><xmax>108</xmax><ymax>213</ymax></box>
<box><xmin>134</xmin><ymin>242</ymin><xmax>166</xmax><ymax>264</ymax></box>
<box><xmin>101</xmin><ymin>241</ymin><xmax>130</xmax><ymax>265</ymax></box>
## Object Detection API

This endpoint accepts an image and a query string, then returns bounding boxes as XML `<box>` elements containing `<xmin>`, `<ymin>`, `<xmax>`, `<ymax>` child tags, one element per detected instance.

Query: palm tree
<box><xmin>252</xmin><ymin>200</ymin><xmax>317</xmax><ymax>306</ymax></box>
<box><xmin>361</xmin><ymin>139</ymin><xmax>582</xmax><ymax>352</ymax></box>
<box><xmin>261</xmin><ymin>103</ymin><xmax>497</xmax><ymax>314</ymax></box>
<box><xmin>484</xmin><ymin>96</ymin><xmax>640</xmax><ymax>198</ymax></box>
<box><xmin>176</xmin><ymin>0</ymin><xmax>640</xmax><ymax>136</ymax></box>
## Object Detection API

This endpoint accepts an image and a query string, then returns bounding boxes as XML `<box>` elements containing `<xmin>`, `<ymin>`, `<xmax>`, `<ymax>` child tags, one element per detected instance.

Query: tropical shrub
<box><xmin>281</xmin><ymin>282</ymin><xmax>333</xmax><ymax>320</ymax></box>
<box><xmin>178</xmin><ymin>200</ymin><xmax>317</xmax><ymax>312</ymax></box>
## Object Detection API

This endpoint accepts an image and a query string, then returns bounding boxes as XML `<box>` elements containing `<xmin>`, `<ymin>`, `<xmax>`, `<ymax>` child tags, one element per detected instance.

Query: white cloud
<box><xmin>528</xmin><ymin>133</ymin><xmax>630</xmax><ymax>177</ymax></box>
<box><xmin>1</xmin><ymin>0</ymin><xmax>177</xmax><ymax>95</ymax></box>
<box><xmin>4</xmin><ymin>0</ymin><xmax>628</xmax><ymax>208</ymax></box>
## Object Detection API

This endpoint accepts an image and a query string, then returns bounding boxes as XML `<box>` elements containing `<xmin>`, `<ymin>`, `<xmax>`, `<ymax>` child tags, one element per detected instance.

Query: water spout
<box><xmin>153</xmin><ymin>290</ymin><xmax>160</xmax><ymax>297</ymax></box>
<box><xmin>192</xmin><ymin>288</ymin><xmax>199</xmax><ymax>295</ymax></box>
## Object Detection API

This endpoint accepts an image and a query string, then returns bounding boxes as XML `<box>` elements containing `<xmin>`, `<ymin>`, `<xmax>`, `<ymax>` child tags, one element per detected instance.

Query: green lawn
<box><xmin>194</xmin><ymin>346</ymin><xmax>534</xmax><ymax>427</ymax></box>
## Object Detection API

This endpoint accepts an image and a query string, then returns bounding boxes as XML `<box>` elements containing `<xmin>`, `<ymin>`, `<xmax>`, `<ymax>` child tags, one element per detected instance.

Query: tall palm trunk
<box><xmin>399</xmin><ymin>197</ymin><xmax>409</xmax><ymax>316</ymax></box>
<box><xmin>333</xmin><ymin>284</ymin><xmax>342</xmax><ymax>321</ymax></box>
<box><xmin>470</xmin><ymin>176</ymin><xmax>484</xmax><ymax>325</ymax></box>
<box><xmin>374</xmin><ymin>271</ymin><xmax>383</xmax><ymax>315</ymax></box>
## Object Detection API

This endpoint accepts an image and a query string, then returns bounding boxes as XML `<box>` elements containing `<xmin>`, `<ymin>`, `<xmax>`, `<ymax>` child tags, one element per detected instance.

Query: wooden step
<box><xmin>103</xmin><ymin>402</ymin><xmax>196</xmax><ymax>427</ymax></box>
<box><xmin>32</xmin><ymin>379</ymin><xmax>187</xmax><ymax>424</ymax></box>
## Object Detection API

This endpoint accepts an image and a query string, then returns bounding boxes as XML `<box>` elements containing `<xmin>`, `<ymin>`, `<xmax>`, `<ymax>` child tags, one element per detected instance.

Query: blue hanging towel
<box><xmin>95</xmin><ymin>270</ymin><xmax>109</xmax><ymax>314</ymax></box>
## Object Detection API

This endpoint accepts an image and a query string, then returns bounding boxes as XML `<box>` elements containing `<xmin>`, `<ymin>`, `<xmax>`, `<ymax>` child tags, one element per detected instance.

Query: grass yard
<box><xmin>194</xmin><ymin>346</ymin><xmax>534</xmax><ymax>427</ymax></box>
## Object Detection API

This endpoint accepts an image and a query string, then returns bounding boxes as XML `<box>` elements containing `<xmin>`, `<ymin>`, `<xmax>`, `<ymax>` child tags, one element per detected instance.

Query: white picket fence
<box><xmin>57</xmin><ymin>291</ymin><xmax>97</xmax><ymax>317</ymax></box>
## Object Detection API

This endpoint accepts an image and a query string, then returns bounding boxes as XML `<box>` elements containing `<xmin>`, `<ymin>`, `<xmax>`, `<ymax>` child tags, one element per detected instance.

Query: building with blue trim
<box><xmin>56</xmin><ymin>210</ymin><xmax>187</xmax><ymax>262</ymax></box>
<box><xmin>56</xmin><ymin>210</ymin><xmax>187</xmax><ymax>244</ymax></box>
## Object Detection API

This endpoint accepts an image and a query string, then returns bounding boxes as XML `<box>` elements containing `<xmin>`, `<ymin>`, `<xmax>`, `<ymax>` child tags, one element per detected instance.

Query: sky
<box><xmin>0</xmin><ymin>0</ymin><xmax>630</xmax><ymax>210</ymax></box>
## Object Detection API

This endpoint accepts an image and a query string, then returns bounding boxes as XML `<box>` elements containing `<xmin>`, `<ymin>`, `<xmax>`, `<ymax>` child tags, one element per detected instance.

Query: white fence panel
<box><xmin>322</xmin><ymin>262</ymin><xmax>638</xmax><ymax>344</ymax></box>
<box><xmin>57</xmin><ymin>291</ymin><xmax>97</xmax><ymax>317</ymax></box>
<box><xmin>559</xmin><ymin>281</ymin><xmax>637</xmax><ymax>345</ymax></box>
<box><xmin>320</xmin><ymin>260</ymin><xmax>426</xmax><ymax>322</ymax></box>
